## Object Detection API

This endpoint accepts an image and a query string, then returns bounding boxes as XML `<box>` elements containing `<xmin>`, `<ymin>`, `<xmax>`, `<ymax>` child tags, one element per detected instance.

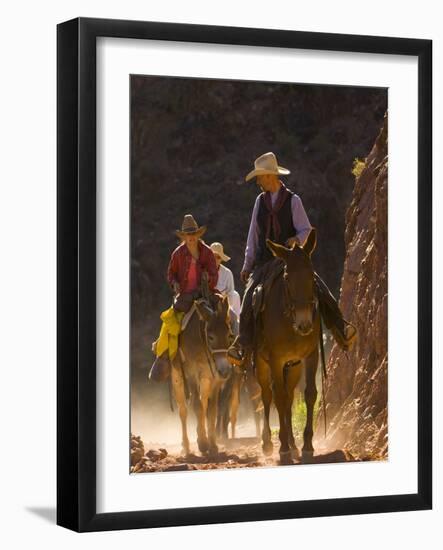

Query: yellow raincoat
<box><xmin>154</xmin><ymin>306</ymin><xmax>184</xmax><ymax>360</ymax></box>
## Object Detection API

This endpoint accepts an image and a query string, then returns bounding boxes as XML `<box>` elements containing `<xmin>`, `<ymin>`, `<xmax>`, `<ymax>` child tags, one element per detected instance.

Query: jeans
<box><xmin>173</xmin><ymin>290</ymin><xmax>201</xmax><ymax>313</ymax></box>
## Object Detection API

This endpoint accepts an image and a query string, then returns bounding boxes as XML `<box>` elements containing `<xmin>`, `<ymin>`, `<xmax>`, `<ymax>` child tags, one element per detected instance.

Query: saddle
<box><xmin>181</xmin><ymin>302</ymin><xmax>197</xmax><ymax>331</ymax></box>
<box><xmin>252</xmin><ymin>260</ymin><xmax>285</xmax><ymax>320</ymax></box>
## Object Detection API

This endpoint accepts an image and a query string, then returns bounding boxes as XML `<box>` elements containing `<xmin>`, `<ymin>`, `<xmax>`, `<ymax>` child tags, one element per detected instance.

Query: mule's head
<box><xmin>195</xmin><ymin>296</ymin><xmax>233</xmax><ymax>378</ymax></box>
<box><xmin>267</xmin><ymin>228</ymin><xmax>317</xmax><ymax>336</ymax></box>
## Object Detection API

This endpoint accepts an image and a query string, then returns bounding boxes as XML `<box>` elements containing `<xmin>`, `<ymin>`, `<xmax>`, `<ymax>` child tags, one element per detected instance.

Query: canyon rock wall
<box><xmin>316</xmin><ymin>114</ymin><xmax>388</xmax><ymax>460</ymax></box>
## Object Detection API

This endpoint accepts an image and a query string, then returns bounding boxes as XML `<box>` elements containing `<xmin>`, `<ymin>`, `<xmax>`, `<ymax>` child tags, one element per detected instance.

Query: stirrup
<box><xmin>343</xmin><ymin>324</ymin><xmax>357</xmax><ymax>351</ymax></box>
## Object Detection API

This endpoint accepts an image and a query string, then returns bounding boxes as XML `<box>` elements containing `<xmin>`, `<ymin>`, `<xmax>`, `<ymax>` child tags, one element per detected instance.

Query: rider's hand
<box><xmin>286</xmin><ymin>236</ymin><xmax>300</xmax><ymax>249</ymax></box>
<box><xmin>240</xmin><ymin>270</ymin><xmax>250</xmax><ymax>284</ymax></box>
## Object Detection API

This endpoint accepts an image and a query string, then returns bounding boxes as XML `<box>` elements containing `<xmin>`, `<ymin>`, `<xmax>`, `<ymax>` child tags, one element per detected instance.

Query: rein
<box><xmin>199</xmin><ymin>320</ymin><xmax>216</xmax><ymax>378</ymax></box>
<box><xmin>196</xmin><ymin>302</ymin><xmax>231</xmax><ymax>378</ymax></box>
<box><xmin>319</xmin><ymin>313</ymin><xmax>328</xmax><ymax>438</ymax></box>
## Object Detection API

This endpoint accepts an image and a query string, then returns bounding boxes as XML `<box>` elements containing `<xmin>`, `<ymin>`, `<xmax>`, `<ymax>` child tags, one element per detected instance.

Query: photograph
<box><xmin>0</xmin><ymin>0</ymin><xmax>436</xmax><ymax>543</ymax></box>
<box><xmin>129</xmin><ymin>75</ymin><xmax>388</xmax><ymax>473</ymax></box>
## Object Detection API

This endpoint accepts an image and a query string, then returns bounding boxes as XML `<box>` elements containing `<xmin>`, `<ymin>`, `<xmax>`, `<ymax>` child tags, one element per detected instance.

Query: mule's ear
<box><xmin>266</xmin><ymin>239</ymin><xmax>290</xmax><ymax>261</ymax></box>
<box><xmin>302</xmin><ymin>228</ymin><xmax>317</xmax><ymax>257</ymax></box>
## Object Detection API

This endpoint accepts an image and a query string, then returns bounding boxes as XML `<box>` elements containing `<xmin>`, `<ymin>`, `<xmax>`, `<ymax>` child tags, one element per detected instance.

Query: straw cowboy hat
<box><xmin>175</xmin><ymin>214</ymin><xmax>207</xmax><ymax>239</ymax></box>
<box><xmin>210</xmin><ymin>242</ymin><xmax>231</xmax><ymax>262</ymax></box>
<box><xmin>245</xmin><ymin>151</ymin><xmax>290</xmax><ymax>182</ymax></box>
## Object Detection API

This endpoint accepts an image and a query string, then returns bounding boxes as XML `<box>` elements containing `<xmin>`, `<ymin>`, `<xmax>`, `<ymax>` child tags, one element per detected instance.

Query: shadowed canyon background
<box><xmin>131</xmin><ymin>75</ymin><xmax>387</xmax><ymax>454</ymax></box>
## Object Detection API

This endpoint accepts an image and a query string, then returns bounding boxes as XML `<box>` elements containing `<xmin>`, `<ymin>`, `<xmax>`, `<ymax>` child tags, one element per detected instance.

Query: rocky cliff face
<box><xmin>316</xmin><ymin>114</ymin><xmax>388</xmax><ymax>460</ymax></box>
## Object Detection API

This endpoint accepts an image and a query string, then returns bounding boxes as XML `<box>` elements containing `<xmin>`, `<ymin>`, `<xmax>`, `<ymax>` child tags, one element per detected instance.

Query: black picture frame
<box><xmin>57</xmin><ymin>17</ymin><xmax>432</xmax><ymax>532</ymax></box>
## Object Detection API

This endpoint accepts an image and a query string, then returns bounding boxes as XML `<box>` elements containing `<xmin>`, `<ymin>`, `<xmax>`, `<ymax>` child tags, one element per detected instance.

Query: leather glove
<box><xmin>240</xmin><ymin>270</ymin><xmax>250</xmax><ymax>284</ymax></box>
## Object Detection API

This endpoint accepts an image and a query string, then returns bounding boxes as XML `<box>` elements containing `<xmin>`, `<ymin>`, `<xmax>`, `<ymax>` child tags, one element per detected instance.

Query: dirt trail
<box><xmin>131</xmin><ymin>434</ymin><xmax>357</xmax><ymax>473</ymax></box>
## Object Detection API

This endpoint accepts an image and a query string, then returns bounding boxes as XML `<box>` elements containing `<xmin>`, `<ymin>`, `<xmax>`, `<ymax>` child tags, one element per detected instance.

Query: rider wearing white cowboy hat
<box><xmin>227</xmin><ymin>151</ymin><xmax>357</xmax><ymax>366</ymax></box>
<box><xmin>244</xmin><ymin>150</ymin><xmax>291</xmax><ymax>182</ymax></box>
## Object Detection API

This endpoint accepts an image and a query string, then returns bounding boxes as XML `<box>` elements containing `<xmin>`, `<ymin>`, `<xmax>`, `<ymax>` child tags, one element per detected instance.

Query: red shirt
<box><xmin>167</xmin><ymin>240</ymin><xmax>218</xmax><ymax>294</ymax></box>
<box><xmin>184</xmin><ymin>257</ymin><xmax>198</xmax><ymax>292</ymax></box>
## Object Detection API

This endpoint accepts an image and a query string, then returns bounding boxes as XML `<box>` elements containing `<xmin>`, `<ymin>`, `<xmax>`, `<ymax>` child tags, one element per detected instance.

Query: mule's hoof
<box><xmin>290</xmin><ymin>446</ymin><xmax>300</xmax><ymax>460</ymax></box>
<box><xmin>208</xmin><ymin>444</ymin><xmax>219</xmax><ymax>456</ymax></box>
<box><xmin>262</xmin><ymin>441</ymin><xmax>273</xmax><ymax>456</ymax></box>
<box><xmin>198</xmin><ymin>438</ymin><xmax>209</xmax><ymax>454</ymax></box>
<box><xmin>279</xmin><ymin>450</ymin><xmax>294</xmax><ymax>465</ymax></box>
<box><xmin>302</xmin><ymin>450</ymin><xmax>314</xmax><ymax>463</ymax></box>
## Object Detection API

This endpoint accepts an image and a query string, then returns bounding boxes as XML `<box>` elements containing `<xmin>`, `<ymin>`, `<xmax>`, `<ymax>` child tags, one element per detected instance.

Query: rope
<box><xmin>199</xmin><ymin>320</ymin><xmax>216</xmax><ymax>378</ymax></box>
<box><xmin>319</xmin><ymin>313</ymin><xmax>328</xmax><ymax>438</ymax></box>
<box><xmin>167</xmin><ymin>372</ymin><xmax>174</xmax><ymax>413</ymax></box>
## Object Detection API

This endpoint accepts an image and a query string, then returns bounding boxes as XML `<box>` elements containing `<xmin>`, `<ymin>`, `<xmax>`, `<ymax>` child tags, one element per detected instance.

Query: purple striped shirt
<box><xmin>242</xmin><ymin>190</ymin><xmax>312</xmax><ymax>272</ymax></box>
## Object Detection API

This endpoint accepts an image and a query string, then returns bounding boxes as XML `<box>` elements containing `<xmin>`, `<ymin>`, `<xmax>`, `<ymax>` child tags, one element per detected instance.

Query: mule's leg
<box><xmin>271</xmin><ymin>366</ymin><xmax>293</xmax><ymax>465</ymax></box>
<box><xmin>285</xmin><ymin>365</ymin><xmax>302</xmax><ymax>460</ymax></box>
<box><xmin>229</xmin><ymin>372</ymin><xmax>241</xmax><ymax>439</ymax></box>
<box><xmin>193</xmin><ymin>376</ymin><xmax>211</xmax><ymax>454</ymax></box>
<box><xmin>246</xmin><ymin>370</ymin><xmax>263</xmax><ymax>438</ymax></box>
<box><xmin>256</xmin><ymin>354</ymin><xmax>273</xmax><ymax>456</ymax></box>
<box><xmin>253</xmin><ymin>404</ymin><xmax>263</xmax><ymax>439</ymax></box>
<box><xmin>171</xmin><ymin>364</ymin><xmax>190</xmax><ymax>455</ymax></box>
<box><xmin>302</xmin><ymin>349</ymin><xmax>319</xmax><ymax>461</ymax></box>
<box><xmin>216</xmin><ymin>378</ymin><xmax>230</xmax><ymax>442</ymax></box>
<box><xmin>207</xmin><ymin>382</ymin><xmax>221</xmax><ymax>455</ymax></box>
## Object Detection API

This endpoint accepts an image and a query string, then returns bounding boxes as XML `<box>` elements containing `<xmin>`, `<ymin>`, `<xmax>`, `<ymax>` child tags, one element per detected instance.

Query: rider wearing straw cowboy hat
<box><xmin>210</xmin><ymin>242</ymin><xmax>241</xmax><ymax>318</ymax></box>
<box><xmin>227</xmin><ymin>152</ymin><xmax>357</xmax><ymax>366</ymax></box>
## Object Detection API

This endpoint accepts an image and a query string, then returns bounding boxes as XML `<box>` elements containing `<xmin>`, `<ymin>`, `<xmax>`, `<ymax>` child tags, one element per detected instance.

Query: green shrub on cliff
<box><xmin>352</xmin><ymin>157</ymin><xmax>366</xmax><ymax>178</ymax></box>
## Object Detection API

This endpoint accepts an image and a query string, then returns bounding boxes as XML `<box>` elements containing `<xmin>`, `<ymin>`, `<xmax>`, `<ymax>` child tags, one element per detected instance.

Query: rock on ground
<box><xmin>129</xmin><ymin>435</ymin><xmax>359</xmax><ymax>473</ymax></box>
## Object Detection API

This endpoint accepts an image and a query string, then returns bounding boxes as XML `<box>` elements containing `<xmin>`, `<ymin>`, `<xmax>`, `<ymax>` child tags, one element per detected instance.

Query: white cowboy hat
<box><xmin>245</xmin><ymin>151</ymin><xmax>290</xmax><ymax>182</ymax></box>
<box><xmin>175</xmin><ymin>214</ymin><xmax>207</xmax><ymax>239</ymax></box>
<box><xmin>210</xmin><ymin>242</ymin><xmax>230</xmax><ymax>262</ymax></box>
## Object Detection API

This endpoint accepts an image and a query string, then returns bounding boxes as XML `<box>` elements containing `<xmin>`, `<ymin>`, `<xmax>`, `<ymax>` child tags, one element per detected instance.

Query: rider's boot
<box><xmin>342</xmin><ymin>323</ymin><xmax>358</xmax><ymax>350</ymax></box>
<box><xmin>329</xmin><ymin>321</ymin><xmax>357</xmax><ymax>352</ymax></box>
<box><xmin>228</xmin><ymin>278</ymin><xmax>255</xmax><ymax>367</ymax></box>
<box><xmin>148</xmin><ymin>351</ymin><xmax>171</xmax><ymax>382</ymax></box>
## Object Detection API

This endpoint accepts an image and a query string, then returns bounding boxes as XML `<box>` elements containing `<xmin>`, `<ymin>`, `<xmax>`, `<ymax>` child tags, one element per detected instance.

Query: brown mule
<box><xmin>255</xmin><ymin>229</ymin><xmax>320</xmax><ymax>464</ymax></box>
<box><xmin>170</xmin><ymin>296</ymin><xmax>233</xmax><ymax>456</ymax></box>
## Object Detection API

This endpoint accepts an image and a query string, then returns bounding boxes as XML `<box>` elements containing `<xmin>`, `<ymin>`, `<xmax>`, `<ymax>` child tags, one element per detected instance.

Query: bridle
<box><xmin>202</xmin><ymin>319</ymin><xmax>232</xmax><ymax>355</ymax></box>
<box><xmin>282</xmin><ymin>267</ymin><xmax>318</xmax><ymax>325</ymax></box>
<box><xmin>196</xmin><ymin>302</ymin><xmax>233</xmax><ymax>376</ymax></box>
